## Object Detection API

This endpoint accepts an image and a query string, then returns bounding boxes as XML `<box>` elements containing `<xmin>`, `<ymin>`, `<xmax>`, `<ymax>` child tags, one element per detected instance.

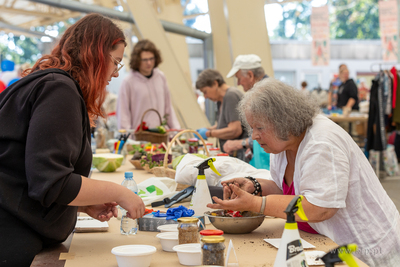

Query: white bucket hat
<box><xmin>226</xmin><ymin>54</ymin><xmax>262</xmax><ymax>78</ymax></box>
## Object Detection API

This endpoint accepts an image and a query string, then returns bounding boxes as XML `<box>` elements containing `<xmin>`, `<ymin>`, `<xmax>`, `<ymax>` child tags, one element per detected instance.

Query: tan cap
<box><xmin>226</xmin><ymin>54</ymin><xmax>262</xmax><ymax>78</ymax></box>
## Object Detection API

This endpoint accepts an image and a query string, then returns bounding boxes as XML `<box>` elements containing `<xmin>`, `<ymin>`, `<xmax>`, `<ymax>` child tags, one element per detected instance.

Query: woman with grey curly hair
<box><xmin>238</xmin><ymin>78</ymin><xmax>319</xmax><ymax>141</ymax></box>
<box><xmin>208</xmin><ymin>78</ymin><xmax>400</xmax><ymax>267</ymax></box>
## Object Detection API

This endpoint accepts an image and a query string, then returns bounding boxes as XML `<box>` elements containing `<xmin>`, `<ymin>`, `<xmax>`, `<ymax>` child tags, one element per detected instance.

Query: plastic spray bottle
<box><xmin>189</xmin><ymin>158</ymin><xmax>221</xmax><ymax>222</ymax></box>
<box><xmin>273</xmin><ymin>195</ymin><xmax>309</xmax><ymax>267</ymax></box>
<box><xmin>319</xmin><ymin>244</ymin><xmax>359</xmax><ymax>267</ymax></box>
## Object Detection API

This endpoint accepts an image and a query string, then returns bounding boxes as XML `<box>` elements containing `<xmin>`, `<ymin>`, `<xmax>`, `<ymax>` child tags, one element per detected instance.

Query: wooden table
<box><xmin>55</xmin><ymin>159</ymin><xmax>367</xmax><ymax>267</ymax></box>
<box><xmin>325</xmin><ymin>113</ymin><xmax>368</xmax><ymax>147</ymax></box>
<box><xmin>325</xmin><ymin>113</ymin><xmax>368</xmax><ymax>124</ymax></box>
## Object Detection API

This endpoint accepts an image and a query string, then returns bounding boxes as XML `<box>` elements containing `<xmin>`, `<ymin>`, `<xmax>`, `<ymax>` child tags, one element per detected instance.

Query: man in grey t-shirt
<box><xmin>224</xmin><ymin>55</ymin><xmax>269</xmax><ymax>163</ymax></box>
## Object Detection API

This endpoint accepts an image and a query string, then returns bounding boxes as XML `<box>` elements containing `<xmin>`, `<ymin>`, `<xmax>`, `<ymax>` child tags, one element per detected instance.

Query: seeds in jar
<box><xmin>178</xmin><ymin>225</ymin><xmax>199</xmax><ymax>244</ymax></box>
<box><xmin>202</xmin><ymin>242</ymin><xmax>225</xmax><ymax>265</ymax></box>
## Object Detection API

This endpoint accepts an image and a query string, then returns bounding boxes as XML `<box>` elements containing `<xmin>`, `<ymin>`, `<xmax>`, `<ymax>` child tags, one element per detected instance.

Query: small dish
<box><xmin>111</xmin><ymin>245</ymin><xmax>156</xmax><ymax>267</ymax></box>
<box><xmin>157</xmin><ymin>223</ymin><xmax>178</xmax><ymax>232</ymax></box>
<box><xmin>173</xmin><ymin>243</ymin><xmax>201</xmax><ymax>266</ymax></box>
<box><xmin>156</xmin><ymin>232</ymin><xmax>179</xmax><ymax>252</ymax></box>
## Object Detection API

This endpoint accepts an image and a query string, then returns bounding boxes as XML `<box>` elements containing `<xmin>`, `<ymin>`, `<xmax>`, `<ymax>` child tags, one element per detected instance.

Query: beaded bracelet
<box><xmin>245</xmin><ymin>176</ymin><xmax>262</xmax><ymax>196</ymax></box>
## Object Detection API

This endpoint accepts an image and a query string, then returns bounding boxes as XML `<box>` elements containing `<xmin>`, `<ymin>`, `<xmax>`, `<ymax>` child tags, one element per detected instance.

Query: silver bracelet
<box><xmin>259</xmin><ymin>196</ymin><xmax>266</xmax><ymax>214</ymax></box>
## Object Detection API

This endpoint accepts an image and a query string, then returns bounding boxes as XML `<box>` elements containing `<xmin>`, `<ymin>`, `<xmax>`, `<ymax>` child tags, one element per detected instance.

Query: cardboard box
<box><xmin>138</xmin><ymin>214</ymin><xmax>205</xmax><ymax>232</ymax></box>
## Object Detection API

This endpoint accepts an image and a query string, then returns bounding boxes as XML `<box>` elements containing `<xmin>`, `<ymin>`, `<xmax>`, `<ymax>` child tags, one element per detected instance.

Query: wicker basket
<box><xmin>134</xmin><ymin>108</ymin><xmax>168</xmax><ymax>144</ymax></box>
<box><xmin>151</xmin><ymin>129</ymin><xmax>210</xmax><ymax>191</ymax></box>
<box><xmin>129</xmin><ymin>159</ymin><xmax>144</xmax><ymax>170</ymax></box>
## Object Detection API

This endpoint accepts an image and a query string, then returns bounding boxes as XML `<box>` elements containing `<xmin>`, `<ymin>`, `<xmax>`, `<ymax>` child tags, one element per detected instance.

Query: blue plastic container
<box><xmin>1</xmin><ymin>60</ymin><xmax>15</xmax><ymax>71</ymax></box>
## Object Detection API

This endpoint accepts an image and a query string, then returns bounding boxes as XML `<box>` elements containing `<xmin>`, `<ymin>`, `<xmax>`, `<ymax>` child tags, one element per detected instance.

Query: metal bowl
<box><xmin>204</xmin><ymin>210</ymin><xmax>265</xmax><ymax>234</ymax></box>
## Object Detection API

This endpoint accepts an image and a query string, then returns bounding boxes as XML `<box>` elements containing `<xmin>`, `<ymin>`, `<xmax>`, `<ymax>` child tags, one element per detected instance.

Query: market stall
<box><xmin>57</xmin><ymin>160</ymin><xmax>367</xmax><ymax>267</ymax></box>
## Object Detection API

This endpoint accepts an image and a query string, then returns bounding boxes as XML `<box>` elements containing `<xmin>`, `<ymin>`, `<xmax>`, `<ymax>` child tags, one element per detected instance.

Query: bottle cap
<box><xmin>177</xmin><ymin>217</ymin><xmax>199</xmax><ymax>223</ymax></box>
<box><xmin>125</xmin><ymin>172</ymin><xmax>133</xmax><ymax>178</ymax></box>
<box><xmin>201</xmin><ymin>236</ymin><xmax>225</xmax><ymax>243</ymax></box>
<box><xmin>217</xmin><ymin>153</ymin><xmax>229</xmax><ymax>156</ymax></box>
<box><xmin>200</xmin><ymin>229</ymin><xmax>224</xmax><ymax>236</ymax></box>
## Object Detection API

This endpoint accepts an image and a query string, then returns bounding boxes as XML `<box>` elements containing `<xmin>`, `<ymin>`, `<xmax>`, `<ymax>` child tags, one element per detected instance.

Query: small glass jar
<box><xmin>177</xmin><ymin>217</ymin><xmax>199</xmax><ymax>244</ymax></box>
<box><xmin>209</xmin><ymin>147</ymin><xmax>221</xmax><ymax>157</ymax></box>
<box><xmin>201</xmin><ymin>236</ymin><xmax>225</xmax><ymax>266</ymax></box>
<box><xmin>197</xmin><ymin>146</ymin><xmax>205</xmax><ymax>155</ymax></box>
<box><xmin>205</xmin><ymin>142</ymin><xmax>213</xmax><ymax>152</ymax></box>
<box><xmin>171</xmin><ymin>144</ymin><xmax>183</xmax><ymax>159</ymax></box>
<box><xmin>188</xmin><ymin>138</ymin><xmax>199</xmax><ymax>153</ymax></box>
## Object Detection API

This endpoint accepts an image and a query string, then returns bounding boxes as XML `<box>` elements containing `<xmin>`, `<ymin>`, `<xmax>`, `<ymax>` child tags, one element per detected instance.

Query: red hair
<box><xmin>26</xmin><ymin>13</ymin><xmax>126</xmax><ymax>126</ymax></box>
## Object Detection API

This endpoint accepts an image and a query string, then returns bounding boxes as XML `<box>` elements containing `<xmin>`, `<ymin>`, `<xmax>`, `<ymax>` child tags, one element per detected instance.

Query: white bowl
<box><xmin>173</xmin><ymin>243</ymin><xmax>201</xmax><ymax>266</ymax></box>
<box><xmin>111</xmin><ymin>245</ymin><xmax>156</xmax><ymax>267</ymax></box>
<box><xmin>157</xmin><ymin>223</ymin><xmax>178</xmax><ymax>232</ymax></box>
<box><xmin>156</xmin><ymin>232</ymin><xmax>179</xmax><ymax>252</ymax></box>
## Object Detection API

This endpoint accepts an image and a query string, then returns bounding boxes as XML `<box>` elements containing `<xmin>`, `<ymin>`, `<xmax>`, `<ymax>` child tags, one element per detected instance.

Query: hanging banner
<box><xmin>311</xmin><ymin>6</ymin><xmax>330</xmax><ymax>66</ymax></box>
<box><xmin>379</xmin><ymin>0</ymin><xmax>398</xmax><ymax>62</ymax></box>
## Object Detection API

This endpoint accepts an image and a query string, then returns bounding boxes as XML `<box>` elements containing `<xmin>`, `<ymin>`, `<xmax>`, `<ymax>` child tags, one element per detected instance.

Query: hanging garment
<box><xmin>393</xmin><ymin>74</ymin><xmax>400</xmax><ymax>127</ymax></box>
<box><xmin>391</xmin><ymin>67</ymin><xmax>398</xmax><ymax>109</ymax></box>
<box><xmin>367</xmin><ymin>73</ymin><xmax>387</xmax><ymax>151</ymax></box>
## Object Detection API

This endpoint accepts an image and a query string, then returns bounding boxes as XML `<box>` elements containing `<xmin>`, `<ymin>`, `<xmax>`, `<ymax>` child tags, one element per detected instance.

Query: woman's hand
<box><xmin>207</xmin><ymin>184</ymin><xmax>262</xmax><ymax>213</ymax></box>
<box><xmin>221</xmin><ymin>177</ymin><xmax>255</xmax><ymax>199</ymax></box>
<box><xmin>82</xmin><ymin>202</ymin><xmax>118</xmax><ymax>222</ymax></box>
<box><xmin>118</xmin><ymin>190</ymin><xmax>146</xmax><ymax>219</ymax></box>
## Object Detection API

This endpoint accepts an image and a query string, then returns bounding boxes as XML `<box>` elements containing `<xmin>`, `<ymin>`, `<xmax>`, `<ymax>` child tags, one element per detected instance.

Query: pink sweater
<box><xmin>117</xmin><ymin>68</ymin><xmax>180</xmax><ymax>133</ymax></box>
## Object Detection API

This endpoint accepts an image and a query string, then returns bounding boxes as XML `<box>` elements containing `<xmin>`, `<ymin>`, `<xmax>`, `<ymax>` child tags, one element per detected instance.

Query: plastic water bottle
<box><xmin>120</xmin><ymin>172</ymin><xmax>138</xmax><ymax>235</ymax></box>
<box><xmin>90</xmin><ymin>133</ymin><xmax>96</xmax><ymax>173</ymax></box>
<box><xmin>91</xmin><ymin>133</ymin><xmax>96</xmax><ymax>154</ymax></box>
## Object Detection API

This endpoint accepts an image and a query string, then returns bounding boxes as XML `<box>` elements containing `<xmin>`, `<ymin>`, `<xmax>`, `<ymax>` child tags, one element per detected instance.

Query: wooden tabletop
<box><xmin>59</xmin><ymin>159</ymin><xmax>367</xmax><ymax>267</ymax></box>
<box><xmin>324</xmin><ymin>113</ymin><xmax>368</xmax><ymax>123</ymax></box>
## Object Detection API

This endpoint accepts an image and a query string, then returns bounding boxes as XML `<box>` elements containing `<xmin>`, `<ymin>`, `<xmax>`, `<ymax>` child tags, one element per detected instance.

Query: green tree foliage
<box><xmin>273</xmin><ymin>2</ymin><xmax>312</xmax><ymax>40</ymax></box>
<box><xmin>269</xmin><ymin>0</ymin><xmax>380</xmax><ymax>40</ymax></box>
<box><xmin>0</xmin><ymin>35</ymin><xmax>41</xmax><ymax>64</ymax></box>
<box><xmin>330</xmin><ymin>0</ymin><xmax>379</xmax><ymax>39</ymax></box>
<box><xmin>0</xmin><ymin>18</ymin><xmax>78</xmax><ymax>65</ymax></box>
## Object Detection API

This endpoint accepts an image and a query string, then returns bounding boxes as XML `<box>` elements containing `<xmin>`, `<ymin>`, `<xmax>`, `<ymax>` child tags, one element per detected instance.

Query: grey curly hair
<box><xmin>238</xmin><ymin>78</ymin><xmax>320</xmax><ymax>140</ymax></box>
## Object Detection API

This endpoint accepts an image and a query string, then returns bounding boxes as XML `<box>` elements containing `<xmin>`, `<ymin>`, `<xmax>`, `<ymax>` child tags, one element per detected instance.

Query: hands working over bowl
<box><xmin>206</xmin><ymin>177</ymin><xmax>263</xmax><ymax>213</ymax></box>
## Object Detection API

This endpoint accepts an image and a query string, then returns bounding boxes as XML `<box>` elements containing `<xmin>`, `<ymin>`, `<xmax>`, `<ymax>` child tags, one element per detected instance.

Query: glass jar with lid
<box><xmin>188</xmin><ymin>138</ymin><xmax>199</xmax><ymax>153</ymax></box>
<box><xmin>205</xmin><ymin>142</ymin><xmax>213</xmax><ymax>152</ymax></box>
<box><xmin>177</xmin><ymin>217</ymin><xmax>199</xmax><ymax>244</ymax></box>
<box><xmin>209</xmin><ymin>147</ymin><xmax>221</xmax><ymax>157</ymax></box>
<box><xmin>201</xmin><ymin>236</ymin><xmax>225</xmax><ymax>265</ymax></box>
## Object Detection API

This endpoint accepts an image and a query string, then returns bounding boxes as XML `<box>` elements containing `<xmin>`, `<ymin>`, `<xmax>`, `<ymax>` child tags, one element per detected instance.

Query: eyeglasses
<box><xmin>110</xmin><ymin>54</ymin><xmax>124</xmax><ymax>74</ymax></box>
<box><xmin>141</xmin><ymin>57</ymin><xmax>155</xmax><ymax>63</ymax></box>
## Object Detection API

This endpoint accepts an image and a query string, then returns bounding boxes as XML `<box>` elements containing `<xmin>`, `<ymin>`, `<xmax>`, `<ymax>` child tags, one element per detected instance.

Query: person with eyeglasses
<box><xmin>0</xmin><ymin>14</ymin><xmax>145</xmax><ymax>266</ymax></box>
<box><xmin>117</xmin><ymin>39</ymin><xmax>180</xmax><ymax>134</ymax></box>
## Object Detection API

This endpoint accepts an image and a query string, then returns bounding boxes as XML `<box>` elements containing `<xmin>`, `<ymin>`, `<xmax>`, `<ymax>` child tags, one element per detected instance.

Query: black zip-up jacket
<box><xmin>0</xmin><ymin>69</ymin><xmax>91</xmax><ymax>242</ymax></box>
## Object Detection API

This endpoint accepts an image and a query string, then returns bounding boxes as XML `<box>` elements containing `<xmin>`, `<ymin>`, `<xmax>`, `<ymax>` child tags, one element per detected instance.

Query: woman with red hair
<box><xmin>0</xmin><ymin>13</ymin><xmax>145</xmax><ymax>266</ymax></box>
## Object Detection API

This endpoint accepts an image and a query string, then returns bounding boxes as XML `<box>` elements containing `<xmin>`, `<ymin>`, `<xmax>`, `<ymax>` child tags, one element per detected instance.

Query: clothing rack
<box><xmin>370</xmin><ymin>62</ymin><xmax>400</xmax><ymax>72</ymax></box>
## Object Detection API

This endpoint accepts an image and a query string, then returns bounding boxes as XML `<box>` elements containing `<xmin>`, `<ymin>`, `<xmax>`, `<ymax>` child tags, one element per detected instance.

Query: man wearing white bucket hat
<box><xmin>226</xmin><ymin>54</ymin><xmax>268</xmax><ymax>92</ymax></box>
<box><xmin>224</xmin><ymin>55</ymin><xmax>270</xmax><ymax>168</ymax></box>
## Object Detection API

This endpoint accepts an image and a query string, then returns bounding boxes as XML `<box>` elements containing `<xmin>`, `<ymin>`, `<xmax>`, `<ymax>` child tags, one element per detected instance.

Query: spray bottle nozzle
<box><xmin>319</xmin><ymin>244</ymin><xmax>359</xmax><ymax>267</ymax></box>
<box><xmin>284</xmin><ymin>195</ymin><xmax>308</xmax><ymax>223</ymax></box>
<box><xmin>195</xmin><ymin>158</ymin><xmax>221</xmax><ymax>176</ymax></box>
